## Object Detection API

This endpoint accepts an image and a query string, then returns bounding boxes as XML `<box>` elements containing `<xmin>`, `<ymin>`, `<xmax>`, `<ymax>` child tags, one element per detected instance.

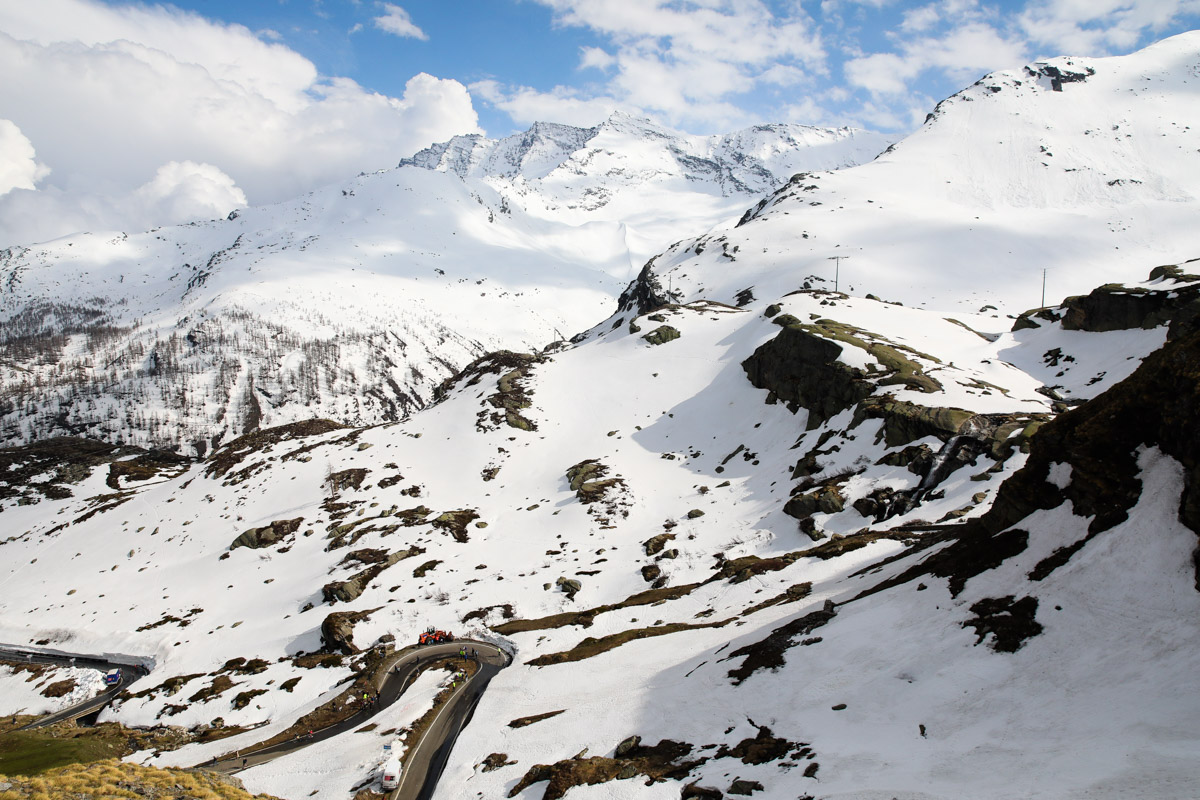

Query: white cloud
<box><xmin>470</xmin><ymin>80</ymin><xmax>620</xmax><ymax>129</ymax></box>
<box><xmin>1018</xmin><ymin>0</ymin><xmax>1200</xmax><ymax>54</ymax></box>
<box><xmin>0</xmin><ymin>119</ymin><xmax>49</xmax><ymax>195</ymax></box>
<box><xmin>579</xmin><ymin>45</ymin><xmax>615</xmax><ymax>70</ymax></box>
<box><xmin>0</xmin><ymin>161</ymin><xmax>246</xmax><ymax>246</ymax></box>
<box><xmin>372</xmin><ymin>3</ymin><xmax>428</xmax><ymax>40</ymax></box>
<box><xmin>504</xmin><ymin>0</ymin><xmax>825</xmax><ymax>129</ymax></box>
<box><xmin>0</xmin><ymin>0</ymin><xmax>478</xmax><ymax>246</ymax></box>
<box><xmin>845</xmin><ymin>21</ymin><xmax>1026</xmax><ymax>96</ymax></box>
<box><xmin>133</xmin><ymin>161</ymin><xmax>247</xmax><ymax>222</ymax></box>
<box><xmin>900</xmin><ymin>4</ymin><xmax>941</xmax><ymax>32</ymax></box>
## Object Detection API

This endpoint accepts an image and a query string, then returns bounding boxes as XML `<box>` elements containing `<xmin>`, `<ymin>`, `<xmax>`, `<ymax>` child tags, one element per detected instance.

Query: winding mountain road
<box><xmin>0</xmin><ymin>639</ymin><xmax>506</xmax><ymax>798</ymax></box>
<box><xmin>0</xmin><ymin>644</ymin><xmax>149</xmax><ymax>729</ymax></box>
<box><xmin>203</xmin><ymin>639</ymin><xmax>507</xmax><ymax>800</ymax></box>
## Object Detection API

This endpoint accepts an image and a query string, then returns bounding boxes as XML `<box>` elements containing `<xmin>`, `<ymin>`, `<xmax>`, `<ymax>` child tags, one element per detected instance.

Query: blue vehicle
<box><xmin>103</xmin><ymin>670</ymin><xmax>121</xmax><ymax>687</ymax></box>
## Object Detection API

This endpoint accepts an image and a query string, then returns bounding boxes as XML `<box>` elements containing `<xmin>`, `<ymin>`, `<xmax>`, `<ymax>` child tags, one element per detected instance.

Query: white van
<box><xmin>381</xmin><ymin>756</ymin><xmax>402</xmax><ymax>791</ymax></box>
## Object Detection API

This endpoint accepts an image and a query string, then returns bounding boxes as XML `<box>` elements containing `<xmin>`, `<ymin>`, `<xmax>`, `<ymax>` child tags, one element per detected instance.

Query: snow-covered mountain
<box><xmin>0</xmin><ymin>115</ymin><xmax>891</xmax><ymax>454</ymax></box>
<box><xmin>2</xmin><ymin>31</ymin><xmax>1200</xmax><ymax>800</ymax></box>
<box><xmin>644</xmin><ymin>33</ymin><xmax>1200</xmax><ymax>317</ymax></box>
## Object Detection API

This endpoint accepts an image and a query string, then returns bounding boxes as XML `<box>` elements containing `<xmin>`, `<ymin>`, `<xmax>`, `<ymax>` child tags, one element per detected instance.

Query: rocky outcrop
<box><xmin>230</xmin><ymin>517</ymin><xmax>303</xmax><ymax>550</ymax></box>
<box><xmin>322</xmin><ymin>546</ymin><xmax>425</xmax><ymax>603</ymax></box>
<box><xmin>615</xmin><ymin>260</ymin><xmax>673</xmax><ymax>317</ymax></box>
<box><xmin>742</xmin><ymin>324</ymin><xmax>872</xmax><ymax>427</ymax></box>
<box><xmin>432</xmin><ymin>509</ymin><xmax>480</xmax><ymax>543</ymax></box>
<box><xmin>434</xmin><ymin>350</ymin><xmax>547</xmax><ymax>432</ymax></box>
<box><xmin>982</xmin><ymin>322</ymin><xmax>1200</xmax><ymax>557</ymax></box>
<box><xmin>863</xmin><ymin>321</ymin><xmax>1200</xmax><ymax>601</ymax></box>
<box><xmin>566</xmin><ymin>460</ymin><xmax>623</xmax><ymax>504</ymax></box>
<box><xmin>642</xmin><ymin>325</ymin><xmax>681</xmax><ymax>345</ymax></box>
<box><xmin>320</xmin><ymin>609</ymin><xmax>378</xmax><ymax>654</ymax></box>
<box><xmin>1012</xmin><ymin>265</ymin><xmax>1200</xmax><ymax>335</ymax></box>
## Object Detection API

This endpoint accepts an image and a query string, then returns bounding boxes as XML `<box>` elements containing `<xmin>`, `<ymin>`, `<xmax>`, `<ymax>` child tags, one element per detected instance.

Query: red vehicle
<box><xmin>417</xmin><ymin>627</ymin><xmax>453</xmax><ymax>646</ymax></box>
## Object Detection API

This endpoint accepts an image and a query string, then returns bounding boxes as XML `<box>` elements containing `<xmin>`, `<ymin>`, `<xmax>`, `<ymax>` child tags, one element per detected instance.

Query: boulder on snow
<box><xmin>642</xmin><ymin>325</ymin><xmax>681</xmax><ymax>346</ymax></box>
<box><xmin>229</xmin><ymin>517</ymin><xmax>303</xmax><ymax>550</ymax></box>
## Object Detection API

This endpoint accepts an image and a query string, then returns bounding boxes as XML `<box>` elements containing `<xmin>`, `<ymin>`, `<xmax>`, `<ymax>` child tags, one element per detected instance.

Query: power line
<box><xmin>826</xmin><ymin>255</ymin><xmax>850</xmax><ymax>293</ymax></box>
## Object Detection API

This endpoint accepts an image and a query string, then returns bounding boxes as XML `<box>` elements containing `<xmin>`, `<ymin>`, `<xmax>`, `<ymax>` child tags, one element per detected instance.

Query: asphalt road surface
<box><xmin>203</xmin><ymin>639</ymin><xmax>507</xmax><ymax>800</ymax></box>
<box><xmin>0</xmin><ymin>645</ymin><xmax>148</xmax><ymax>729</ymax></box>
<box><xmin>391</xmin><ymin>643</ymin><xmax>507</xmax><ymax>800</ymax></box>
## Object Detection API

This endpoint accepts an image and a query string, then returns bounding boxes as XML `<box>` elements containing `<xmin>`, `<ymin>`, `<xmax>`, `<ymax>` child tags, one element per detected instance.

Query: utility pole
<box><xmin>827</xmin><ymin>255</ymin><xmax>849</xmax><ymax>293</ymax></box>
<box><xmin>1041</xmin><ymin>268</ymin><xmax>1047</xmax><ymax>308</ymax></box>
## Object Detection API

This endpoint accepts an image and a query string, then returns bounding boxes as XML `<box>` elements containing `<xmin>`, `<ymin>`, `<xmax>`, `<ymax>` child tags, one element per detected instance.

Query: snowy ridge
<box><xmin>0</xmin><ymin>116</ymin><xmax>887</xmax><ymax>453</ymax></box>
<box><xmin>671</xmin><ymin>31</ymin><xmax>1200</xmax><ymax>317</ymax></box>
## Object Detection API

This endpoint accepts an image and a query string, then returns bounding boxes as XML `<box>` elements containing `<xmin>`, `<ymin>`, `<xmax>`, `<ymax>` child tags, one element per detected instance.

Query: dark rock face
<box><xmin>725</xmin><ymin>600</ymin><xmax>837</xmax><ymax>685</ymax></box>
<box><xmin>1012</xmin><ymin>267</ymin><xmax>1200</xmax><ymax>334</ymax></box>
<box><xmin>432</xmin><ymin>509</ymin><xmax>480</xmax><ymax>543</ymax></box>
<box><xmin>962</xmin><ymin>595</ymin><xmax>1043</xmax><ymax>652</ymax></box>
<box><xmin>230</xmin><ymin>517</ymin><xmax>303</xmax><ymax>550</ymax></box>
<box><xmin>320</xmin><ymin>609</ymin><xmax>377</xmax><ymax>654</ymax></box>
<box><xmin>863</xmin><ymin>321</ymin><xmax>1200</xmax><ymax>601</ymax></box>
<box><xmin>985</xmin><ymin>324</ymin><xmax>1200</xmax><ymax>549</ymax></box>
<box><xmin>615</xmin><ymin>260</ymin><xmax>673</xmax><ymax>316</ymax></box>
<box><xmin>742</xmin><ymin>324</ymin><xmax>871</xmax><ymax>427</ymax></box>
<box><xmin>728</xmin><ymin>779</ymin><xmax>763</xmax><ymax>795</ymax></box>
<box><xmin>1025</xmin><ymin>62</ymin><xmax>1095</xmax><ymax>91</ymax></box>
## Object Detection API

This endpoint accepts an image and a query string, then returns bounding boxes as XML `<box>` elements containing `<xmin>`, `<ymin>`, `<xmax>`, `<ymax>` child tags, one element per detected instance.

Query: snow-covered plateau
<box><xmin>1</xmin><ymin>30</ymin><xmax>1200</xmax><ymax>800</ymax></box>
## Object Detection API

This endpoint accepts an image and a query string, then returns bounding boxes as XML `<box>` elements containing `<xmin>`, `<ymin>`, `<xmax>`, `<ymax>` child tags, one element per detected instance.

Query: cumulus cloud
<box><xmin>846</xmin><ymin>21</ymin><xmax>1027</xmax><ymax>96</ymax></box>
<box><xmin>1018</xmin><ymin>0</ymin><xmax>1200</xmax><ymax>54</ymax></box>
<box><xmin>373</xmin><ymin>3</ymin><xmax>428</xmax><ymax>40</ymax></box>
<box><xmin>478</xmin><ymin>0</ymin><xmax>826</xmax><ymax>130</ymax></box>
<box><xmin>133</xmin><ymin>161</ymin><xmax>247</xmax><ymax>222</ymax></box>
<box><xmin>0</xmin><ymin>119</ymin><xmax>49</xmax><ymax>195</ymax></box>
<box><xmin>470</xmin><ymin>80</ymin><xmax>621</xmax><ymax>128</ymax></box>
<box><xmin>0</xmin><ymin>0</ymin><xmax>478</xmax><ymax>247</ymax></box>
<box><xmin>0</xmin><ymin>161</ymin><xmax>245</xmax><ymax>246</ymax></box>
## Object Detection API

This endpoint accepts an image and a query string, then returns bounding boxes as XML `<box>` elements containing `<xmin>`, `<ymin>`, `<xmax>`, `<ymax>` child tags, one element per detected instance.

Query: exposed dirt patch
<box><xmin>462</xmin><ymin>604</ymin><xmax>515</xmax><ymax>624</ymax></box>
<box><xmin>412</xmin><ymin>560</ymin><xmax>441</xmax><ymax>578</ymax></box>
<box><xmin>508</xmin><ymin>709</ymin><xmax>566</xmax><ymax>728</ymax></box>
<box><xmin>0</xmin><ymin>437</ymin><xmax>152</xmax><ymax>505</ymax></box>
<box><xmin>105</xmin><ymin>450</ymin><xmax>191</xmax><ymax>490</ymax></box>
<box><xmin>205</xmin><ymin>419</ymin><xmax>346</xmax><ymax>479</ymax></box>
<box><xmin>740</xmin><ymin>583</ymin><xmax>812</xmax><ymax>616</ymax></box>
<box><xmin>187</xmin><ymin>675</ymin><xmax>235</xmax><ymax>704</ymax></box>
<box><xmin>493</xmin><ymin>583</ymin><xmax>703</xmax><ymax>635</ymax></box>
<box><xmin>724</xmin><ymin>601</ymin><xmax>837</xmax><ymax>685</ymax></box>
<box><xmin>508</xmin><ymin>738</ymin><xmax>701</xmax><ymax>800</ymax></box>
<box><xmin>38</xmin><ymin>679</ymin><xmax>76</xmax><ymax>699</ymax></box>
<box><xmin>482</xmin><ymin>752</ymin><xmax>517</xmax><ymax>772</ymax></box>
<box><xmin>527</xmin><ymin>619</ymin><xmax>731</xmax><ymax>667</ymax></box>
<box><xmin>717</xmin><ymin>724</ymin><xmax>806</xmax><ymax>765</ymax></box>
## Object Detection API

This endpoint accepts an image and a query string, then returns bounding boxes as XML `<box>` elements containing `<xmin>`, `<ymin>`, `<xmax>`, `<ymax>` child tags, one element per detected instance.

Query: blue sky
<box><xmin>1</xmin><ymin>0</ymin><xmax>1198</xmax><ymax>245</ymax></box>
<box><xmin>156</xmin><ymin>0</ymin><xmax>1200</xmax><ymax>135</ymax></box>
